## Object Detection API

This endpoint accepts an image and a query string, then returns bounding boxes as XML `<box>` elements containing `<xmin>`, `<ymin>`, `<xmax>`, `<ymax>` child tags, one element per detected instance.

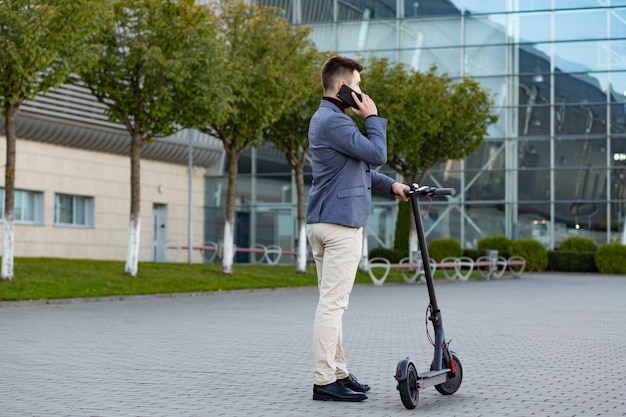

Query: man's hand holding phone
<box><xmin>337</xmin><ymin>84</ymin><xmax>378</xmax><ymax>119</ymax></box>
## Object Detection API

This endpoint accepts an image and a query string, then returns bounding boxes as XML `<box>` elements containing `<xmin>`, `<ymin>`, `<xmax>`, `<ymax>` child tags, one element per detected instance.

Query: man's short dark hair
<box><xmin>321</xmin><ymin>56</ymin><xmax>363</xmax><ymax>91</ymax></box>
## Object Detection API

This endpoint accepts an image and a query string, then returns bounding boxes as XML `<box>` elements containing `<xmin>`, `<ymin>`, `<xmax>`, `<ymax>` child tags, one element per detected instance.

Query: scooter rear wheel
<box><xmin>433</xmin><ymin>353</ymin><xmax>463</xmax><ymax>395</ymax></box>
<box><xmin>398</xmin><ymin>362</ymin><xmax>419</xmax><ymax>409</ymax></box>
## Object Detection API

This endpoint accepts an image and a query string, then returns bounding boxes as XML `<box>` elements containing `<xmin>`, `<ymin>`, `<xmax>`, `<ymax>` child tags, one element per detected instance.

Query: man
<box><xmin>306</xmin><ymin>55</ymin><xmax>410</xmax><ymax>402</ymax></box>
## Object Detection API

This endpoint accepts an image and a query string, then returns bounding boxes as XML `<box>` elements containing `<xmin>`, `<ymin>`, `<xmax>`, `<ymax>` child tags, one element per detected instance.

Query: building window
<box><xmin>0</xmin><ymin>188</ymin><xmax>44</xmax><ymax>224</ymax></box>
<box><xmin>54</xmin><ymin>193</ymin><xmax>94</xmax><ymax>227</ymax></box>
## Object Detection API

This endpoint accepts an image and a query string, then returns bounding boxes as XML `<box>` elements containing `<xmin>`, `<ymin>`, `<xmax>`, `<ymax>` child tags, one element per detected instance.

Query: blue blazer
<box><xmin>306</xmin><ymin>99</ymin><xmax>396</xmax><ymax>228</ymax></box>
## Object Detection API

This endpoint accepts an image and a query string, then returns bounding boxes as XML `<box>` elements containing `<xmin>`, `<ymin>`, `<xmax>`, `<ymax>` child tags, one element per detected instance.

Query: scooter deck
<box><xmin>416</xmin><ymin>368</ymin><xmax>450</xmax><ymax>389</ymax></box>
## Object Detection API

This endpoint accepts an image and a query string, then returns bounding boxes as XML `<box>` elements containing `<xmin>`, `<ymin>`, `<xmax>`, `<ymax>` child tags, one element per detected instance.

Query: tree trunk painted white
<box><xmin>125</xmin><ymin>217</ymin><xmax>141</xmax><ymax>277</ymax></box>
<box><xmin>296</xmin><ymin>222</ymin><xmax>307</xmax><ymax>273</ymax></box>
<box><xmin>1</xmin><ymin>218</ymin><xmax>14</xmax><ymax>280</ymax></box>
<box><xmin>359</xmin><ymin>226</ymin><xmax>368</xmax><ymax>272</ymax></box>
<box><xmin>621</xmin><ymin>219</ymin><xmax>626</xmax><ymax>245</ymax></box>
<box><xmin>222</xmin><ymin>220</ymin><xmax>234</xmax><ymax>274</ymax></box>
<box><xmin>409</xmin><ymin>227</ymin><xmax>419</xmax><ymax>262</ymax></box>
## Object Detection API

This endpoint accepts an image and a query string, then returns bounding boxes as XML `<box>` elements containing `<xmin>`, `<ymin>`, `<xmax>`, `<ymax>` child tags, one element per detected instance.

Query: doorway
<box><xmin>152</xmin><ymin>203</ymin><xmax>169</xmax><ymax>262</ymax></box>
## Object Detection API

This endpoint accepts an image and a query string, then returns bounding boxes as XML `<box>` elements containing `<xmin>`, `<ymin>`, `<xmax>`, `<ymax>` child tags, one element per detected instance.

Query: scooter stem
<box><xmin>409</xmin><ymin>190</ymin><xmax>445</xmax><ymax>370</ymax></box>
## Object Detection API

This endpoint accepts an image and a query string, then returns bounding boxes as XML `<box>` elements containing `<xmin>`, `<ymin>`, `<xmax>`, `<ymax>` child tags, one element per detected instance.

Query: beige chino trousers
<box><xmin>307</xmin><ymin>222</ymin><xmax>363</xmax><ymax>386</ymax></box>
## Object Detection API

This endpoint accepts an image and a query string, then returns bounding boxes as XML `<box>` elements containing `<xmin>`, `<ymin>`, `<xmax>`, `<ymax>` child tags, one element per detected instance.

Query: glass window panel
<box><xmin>518</xmin><ymin>104</ymin><xmax>551</xmax><ymax>136</ymax></box>
<box><xmin>55</xmin><ymin>194</ymin><xmax>73</xmax><ymax>224</ymax></box>
<box><xmin>609</xmin><ymin>39</ymin><xmax>626</xmax><ymax>70</ymax></box>
<box><xmin>400</xmin><ymin>17</ymin><xmax>461</xmax><ymax>49</ymax></box>
<box><xmin>513</xmin><ymin>1</ymin><xmax>552</xmax><ymax>12</ymax></box>
<box><xmin>75</xmin><ymin>197</ymin><xmax>85</xmax><ymax>225</ymax></box>
<box><xmin>19</xmin><ymin>191</ymin><xmax>35</xmax><ymax>222</ymax></box>
<box><xmin>254</xmin><ymin>175</ymin><xmax>293</xmax><ymax>203</ymax></box>
<box><xmin>611</xmin><ymin>137</ymin><xmax>626</xmax><ymax>166</ymax></box>
<box><xmin>338</xmin><ymin>0</ymin><xmax>397</xmax><ymax>20</ymax></box>
<box><xmin>367</xmin><ymin>204</ymin><xmax>398</xmax><ymax>249</ymax></box>
<box><xmin>399</xmin><ymin>47</ymin><xmax>461</xmax><ymax>75</ymax></box>
<box><xmin>299</xmin><ymin>0</ymin><xmax>333</xmax><ymax>24</ymax></box>
<box><xmin>235</xmin><ymin>176</ymin><xmax>253</xmax><ymax>205</ymax></box>
<box><xmin>609</xmin><ymin>104</ymin><xmax>626</xmax><ymax>133</ymax></box>
<box><xmin>610</xmin><ymin>7</ymin><xmax>626</xmax><ymax>38</ymax></box>
<box><xmin>308</xmin><ymin>23</ymin><xmax>335</xmax><ymax>52</ymax></box>
<box><xmin>464</xmin><ymin>204</ymin><xmax>506</xmax><ymax>248</ymax></box>
<box><xmin>464</xmin><ymin>45</ymin><xmax>506</xmax><ymax>76</ymax></box>
<box><xmin>554</xmin><ymin>202</ymin><xmax>606</xmax><ymax>244</ymax></box>
<box><xmin>336</xmin><ymin>20</ymin><xmax>396</xmax><ymax>53</ymax></box>
<box><xmin>465</xmin><ymin>169</ymin><xmax>506</xmax><ymax>201</ymax></box>
<box><xmin>554</xmin><ymin>167</ymin><xmax>608</xmax><ymax>200</ymax></box>
<box><xmin>464</xmin><ymin>140</ymin><xmax>506</xmax><ymax>171</ymax></box>
<box><xmin>554</xmin><ymin>104</ymin><xmax>607</xmax><ymax>135</ymax></box>
<box><xmin>610</xmin><ymin>167</ymin><xmax>626</xmax><ymax>203</ymax></box>
<box><xmin>462</xmin><ymin>0</ymin><xmax>507</xmax><ymax>14</ymax></box>
<box><xmin>555</xmin><ymin>9</ymin><xmax>607</xmax><ymax>41</ymax></box>
<box><xmin>518</xmin><ymin>203</ymin><xmax>551</xmax><ymax>244</ymax></box>
<box><xmin>554</xmin><ymin>40</ymin><xmax>609</xmax><ymax>72</ymax></box>
<box><xmin>555</xmin><ymin>137</ymin><xmax>608</xmax><ymax>169</ymax></box>
<box><xmin>519</xmin><ymin>139</ymin><xmax>550</xmax><ymax>169</ymax></box>
<box><xmin>610</xmin><ymin>201</ymin><xmax>626</xmax><ymax>240</ymax></box>
<box><xmin>554</xmin><ymin>0</ymin><xmax>609</xmax><ymax>9</ymax></box>
<box><xmin>423</xmin><ymin>201</ymin><xmax>461</xmax><ymax>243</ymax></box>
<box><xmin>404</xmin><ymin>0</ymin><xmax>460</xmax><ymax>17</ymax></box>
<box><xmin>518</xmin><ymin>168</ymin><xmax>551</xmax><ymax>201</ymax></box>
<box><xmin>465</xmin><ymin>15</ymin><xmax>506</xmax><ymax>46</ymax></box>
<box><xmin>608</xmin><ymin>70</ymin><xmax>626</xmax><ymax>103</ymax></box>
<box><xmin>554</xmin><ymin>72</ymin><xmax>608</xmax><ymax>105</ymax></box>
<box><xmin>425</xmin><ymin>167</ymin><xmax>461</xmax><ymax>193</ymax></box>
<box><xmin>515</xmin><ymin>12</ymin><xmax>551</xmax><ymax>43</ymax></box>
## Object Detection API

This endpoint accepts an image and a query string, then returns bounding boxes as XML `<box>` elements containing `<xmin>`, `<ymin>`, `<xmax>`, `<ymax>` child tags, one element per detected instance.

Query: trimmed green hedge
<box><xmin>595</xmin><ymin>243</ymin><xmax>626</xmax><ymax>274</ymax></box>
<box><xmin>548</xmin><ymin>251</ymin><xmax>598</xmax><ymax>272</ymax></box>
<box><xmin>559</xmin><ymin>236</ymin><xmax>598</xmax><ymax>252</ymax></box>
<box><xmin>478</xmin><ymin>235</ymin><xmax>512</xmax><ymax>258</ymax></box>
<box><xmin>428</xmin><ymin>238</ymin><xmax>463</xmax><ymax>262</ymax></box>
<box><xmin>511</xmin><ymin>239</ymin><xmax>548</xmax><ymax>272</ymax></box>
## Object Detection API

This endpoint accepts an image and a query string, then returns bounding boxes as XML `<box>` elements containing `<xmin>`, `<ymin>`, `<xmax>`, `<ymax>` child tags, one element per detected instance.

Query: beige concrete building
<box><xmin>0</xmin><ymin>84</ymin><xmax>224</xmax><ymax>263</ymax></box>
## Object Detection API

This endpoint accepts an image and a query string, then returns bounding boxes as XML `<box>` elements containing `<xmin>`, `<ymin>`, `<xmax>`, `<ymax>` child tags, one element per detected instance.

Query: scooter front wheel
<box><xmin>398</xmin><ymin>362</ymin><xmax>419</xmax><ymax>409</ymax></box>
<box><xmin>434</xmin><ymin>353</ymin><xmax>463</xmax><ymax>395</ymax></box>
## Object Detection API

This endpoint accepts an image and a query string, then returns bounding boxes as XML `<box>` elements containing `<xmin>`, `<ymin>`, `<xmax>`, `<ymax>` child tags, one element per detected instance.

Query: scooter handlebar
<box><xmin>403</xmin><ymin>184</ymin><xmax>456</xmax><ymax>197</ymax></box>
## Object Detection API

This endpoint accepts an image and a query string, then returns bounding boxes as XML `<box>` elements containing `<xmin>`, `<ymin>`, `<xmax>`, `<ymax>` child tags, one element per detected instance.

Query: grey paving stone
<box><xmin>1</xmin><ymin>273</ymin><xmax>625</xmax><ymax>417</ymax></box>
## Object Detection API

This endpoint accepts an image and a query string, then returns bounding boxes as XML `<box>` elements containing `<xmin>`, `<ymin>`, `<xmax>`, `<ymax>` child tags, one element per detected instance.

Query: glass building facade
<box><xmin>204</xmin><ymin>0</ymin><xmax>626</xmax><ymax>260</ymax></box>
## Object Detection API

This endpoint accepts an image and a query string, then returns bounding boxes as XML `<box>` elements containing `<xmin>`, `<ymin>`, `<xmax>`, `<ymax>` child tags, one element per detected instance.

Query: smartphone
<box><xmin>337</xmin><ymin>84</ymin><xmax>362</xmax><ymax>109</ymax></box>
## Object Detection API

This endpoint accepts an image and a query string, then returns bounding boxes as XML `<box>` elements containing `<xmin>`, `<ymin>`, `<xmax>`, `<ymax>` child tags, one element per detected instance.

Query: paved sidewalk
<box><xmin>1</xmin><ymin>273</ymin><xmax>626</xmax><ymax>417</ymax></box>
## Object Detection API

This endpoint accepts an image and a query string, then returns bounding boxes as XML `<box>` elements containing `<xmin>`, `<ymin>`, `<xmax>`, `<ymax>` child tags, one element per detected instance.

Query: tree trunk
<box><xmin>125</xmin><ymin>132</ymin><xmax>143</xmax><ymax>276</ymax></box>
<box><xmin>222</xmin><ymin>152</ymin><xmax>238</xmax><ymax>274</ymax></box>
<box><xmin>295</xmin><ymin>162</ymin><xmax>307</xmax><ymax>273</ymax></box>
<box><xmin>2</xmin><ymin>103</ymin><xmax>17</xmax><ymax>280</ymax></box>
<box><xmin>359</xmin><ymin>226</ymin><xmax>368</xmax><ymax>272</ymax></box>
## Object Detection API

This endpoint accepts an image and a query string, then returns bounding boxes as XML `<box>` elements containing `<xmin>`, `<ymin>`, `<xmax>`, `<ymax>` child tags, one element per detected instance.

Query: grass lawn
<box><xmin>0</xmin><ymin>257</ymin><xmax>418</xmax><ymax>302</ymax></box>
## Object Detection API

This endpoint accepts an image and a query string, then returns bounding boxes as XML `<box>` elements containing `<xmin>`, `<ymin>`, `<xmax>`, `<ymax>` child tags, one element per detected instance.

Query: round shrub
<box><xmin>427</xmin><ymin>238</ymin><xmax>463</xmax><ymax>262</ymax></box>
<box><xmin>478</xmin><ymin>235</ymin><xmax>513</xmax><ymax>258</ymax></box>
<box><xmin>559</xmin><ymin>236</ymin><xmax>597</xmax><ymax>253</ymax></box>
<box><xmin>595</xmin><ymin>243</ymin><xmax>626</xmax><ymax>274</ymax></box>
<box><xmin>511</xmin><ymin>239</ymin><xmax>548</xmax><ymax>272</ymax></box>
<box><xmin>369</xmin><ymin>247</ymin><xmax>403</xmax><ymax>263</ymax></box>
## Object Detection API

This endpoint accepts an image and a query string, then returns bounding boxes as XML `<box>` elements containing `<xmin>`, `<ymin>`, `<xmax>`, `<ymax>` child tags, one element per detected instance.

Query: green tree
<box><xmin>198</xmin><ymin>0</ymin><xmax>315</xmax><ymax>274</ymax></box>
<box><xmin>264</xmin><ymin>50</ymin><xmax>330</xmax><ymax>273</ymax></box>
<box><xmin>0</xmin><ymin>0</ymin><xmax>103</xmax><ymax>280</ymax></box>
<box><xmin>75</xmin><ymin>0</ymin><xmax>224</xmax><ymax>276</ymax></box>
<box><xmin>364</xmin><ymin>57</ymin><xmax>498</xmax><ymax>257</ymax></box>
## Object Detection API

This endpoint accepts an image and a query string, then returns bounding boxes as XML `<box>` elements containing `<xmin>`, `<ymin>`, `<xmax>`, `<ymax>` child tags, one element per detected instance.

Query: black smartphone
<box><xmin>337</xmin><ymin>84</ymin><xmax>362</xmax><ymax>109</ymax></box>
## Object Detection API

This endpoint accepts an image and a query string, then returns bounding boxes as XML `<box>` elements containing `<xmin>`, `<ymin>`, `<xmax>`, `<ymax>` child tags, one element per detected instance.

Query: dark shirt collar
<box><xmin>323</xmin><ymin>96</ymin><xmax>348</xmax><ymax>113</ymax></box>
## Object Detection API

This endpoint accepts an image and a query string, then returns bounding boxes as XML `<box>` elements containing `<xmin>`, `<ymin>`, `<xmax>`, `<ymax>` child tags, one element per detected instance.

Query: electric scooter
<box><xmin>395</xmin><ymin>183</ymin><xmax>463</xmax><ymax>409</ymax></box>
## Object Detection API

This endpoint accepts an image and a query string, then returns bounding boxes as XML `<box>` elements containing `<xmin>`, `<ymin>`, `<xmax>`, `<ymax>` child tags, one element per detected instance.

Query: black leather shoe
<box><xmin>338</xmin><ymin>374</ymin><xmax>371</xmax><ymax>392</ymax></box>
<box><xmin>313</xmin><ymin>381</ymin><xmax>367</xmax><ymax>402</ymax></box>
